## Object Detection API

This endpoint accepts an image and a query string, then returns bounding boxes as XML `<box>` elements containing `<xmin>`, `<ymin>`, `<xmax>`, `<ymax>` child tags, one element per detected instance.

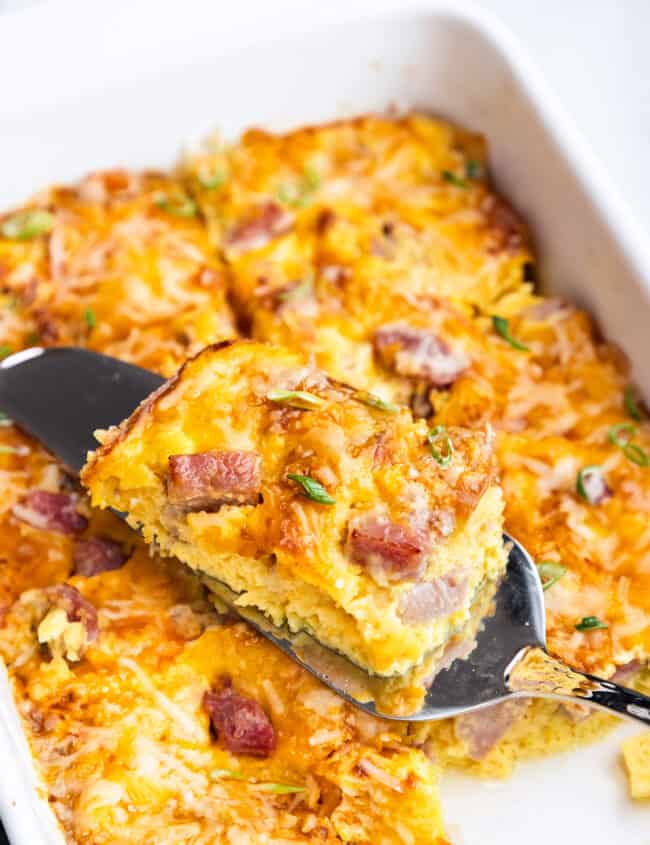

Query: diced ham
<box><xmin>373</xmin><ymin>325</ymin><xmax>468</xmax><ymax>387</ymax></box>
<box><xmin>484</xmin><ymin>196</ymin><xmax>526</xmax><ymax>253</ymax></box>
<box><xmin>455</xmin><ymin>699</ymin><xmax>529</xmax><ymax>760</ymax></box>
<box><xmin>13</xmin><ymin>491</ymin><xmax>88</xmax><ymax>535</ymax></box>
<box><xmin>226</xmin><ymin>201</ymin><xmax>293</xmax><ymax>253</ymax></box>
<box><xmin>73</xmin><ymin>537</ymin><xmax>127</xmax><ymax>577</ymax></box>
<box><xmin>167</xmin><ymin>450</ymin><xmax>262</xmax><ymax>511</ymax></box>
<box><xmin>203</xmin><ymin>680</ymin><xmax>276</xmax><ymax>757</ymax></box>
<box><xmin>611</xmin><ymin>660</ymin><xmax>642</xmax><ymax>684</ymax></box>
<box><xmin>346</xmin><ymin>514</ymin><xmax>429</xmax><ymax>583</ymax></box>
<box><xmin>46</xmin><ymin>583</ymin><xmax>99</xmax><ymax>643</ymax></box>
<box><xmin>398</xmin><ymin>573</ymin><xmax>469</xmax><ymax>625</ymax></box>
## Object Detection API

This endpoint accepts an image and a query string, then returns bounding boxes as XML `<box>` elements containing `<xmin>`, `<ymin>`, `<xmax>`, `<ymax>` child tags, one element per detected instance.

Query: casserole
<box><xmin>0</xmin><ymin>1</ymin><xmax>649</xmax><ymax>843</ymax></box>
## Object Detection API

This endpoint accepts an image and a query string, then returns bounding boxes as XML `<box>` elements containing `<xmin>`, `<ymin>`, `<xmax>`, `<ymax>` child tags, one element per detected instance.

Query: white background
<box><xmin>1</xmin><ymin>0</ymin><xmax>648</xmax><ymax>231</ymax></box>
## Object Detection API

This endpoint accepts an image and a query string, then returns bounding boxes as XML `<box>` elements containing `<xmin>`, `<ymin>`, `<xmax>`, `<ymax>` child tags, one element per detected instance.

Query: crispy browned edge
<box><xmin>80</xmin><ymin>338</ymin><xmax>243</xmax><ymax>487</ymax></box>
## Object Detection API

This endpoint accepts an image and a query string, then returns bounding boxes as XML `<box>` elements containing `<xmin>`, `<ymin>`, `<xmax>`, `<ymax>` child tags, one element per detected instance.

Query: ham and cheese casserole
<box><xmin>0</xmin><ymin>113</ymin><xmax>648</xmax><ymax>845</ymax></box>
<box><xmin>82</xmin><ymin>340</ymin><xmax>506</xmax><ymax>678</ymax></box>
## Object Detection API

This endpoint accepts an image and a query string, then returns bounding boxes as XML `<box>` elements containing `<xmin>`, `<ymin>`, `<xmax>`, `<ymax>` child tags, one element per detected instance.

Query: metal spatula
<box><xmin>1</xmin><ymin>346</ymin><xmax>649</xmax><ymax>725</ymax></box>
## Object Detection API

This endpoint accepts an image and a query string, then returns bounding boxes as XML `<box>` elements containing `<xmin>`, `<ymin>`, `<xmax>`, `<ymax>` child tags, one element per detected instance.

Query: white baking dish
<box><xmin>1</xmin><ymin>1</ymin><xmax>648</xmax><ymax>842</ymax></box>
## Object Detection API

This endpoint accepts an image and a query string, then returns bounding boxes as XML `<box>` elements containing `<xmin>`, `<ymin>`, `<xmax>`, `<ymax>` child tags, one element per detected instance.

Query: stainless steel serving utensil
<box><xmin>2</xmin><ymin>346</ymin><xmax>649</xmax><ymax>725</ymax></box>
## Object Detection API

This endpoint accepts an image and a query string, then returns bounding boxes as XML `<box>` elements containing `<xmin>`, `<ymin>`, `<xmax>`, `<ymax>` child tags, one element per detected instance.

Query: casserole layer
<box><xmin>0</xmin><ymin>112</ymin><xmax>648</xmax><ymax>842</ymax></box>
<box><xmin>82</xmin><ymin>339</ymin><xmax>506</xmax><ymax>678</ymax></box>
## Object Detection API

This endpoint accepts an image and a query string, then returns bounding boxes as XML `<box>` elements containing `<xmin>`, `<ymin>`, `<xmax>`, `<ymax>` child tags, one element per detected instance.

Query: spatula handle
<box><xmin>507</xmin><ymin>646</ymin><xmax>650</xmax><ymax>725</ymax></box>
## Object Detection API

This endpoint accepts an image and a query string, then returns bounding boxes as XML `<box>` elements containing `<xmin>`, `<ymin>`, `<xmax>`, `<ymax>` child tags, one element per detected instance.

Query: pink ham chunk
<box><xmin>398</xmin><ymin>573</ymin><xmax>469</xmax><ymax>625</ymax></box>
<box><xmin>13</xmin><ymin>491</ymin><xmax>88</xmax><ymax>535</ymax></box>
<box><xmin>167</xmin><ymin>450</ymin><xmax>262</xmax><ymax>511</ymax></box>
<box><xmin>226</xmin><ymin>201</ymin><xmax>293</xmax><ymax>253</ymax></box>
<box><xmin>346</xmin><ymin>514</ymin><xmax>429</xmax><ymax>583</ymax></box>
<box><xmin>73</xmin><ymin>537</ymin><xmax>127</xmax><ymax>577</ymax></box>
<box><xmin>454</xmin><ymin>698</ymin><xmax>529</xmax><ymax>760</ymax></box>
<box><xmin>203</xmin><ymin>681</ymin><xmax>276</xmax><ymax>757</ymax></box>
<box><xmin>373</xmin><ymin>325</ymin><xmax>468</xmax><ymax>387</ymax></box>
<box><xmin>46</xmin><ymin>583</ymin><xmax>99</xmax><ymax>643</ymax></box>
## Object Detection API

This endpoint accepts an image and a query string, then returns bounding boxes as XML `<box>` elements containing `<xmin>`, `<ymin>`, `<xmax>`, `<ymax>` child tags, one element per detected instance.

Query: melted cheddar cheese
<box><xmin>0</xmin><ymin>112</ymin><xmax>647</xmax><ymax>843</ymax></box>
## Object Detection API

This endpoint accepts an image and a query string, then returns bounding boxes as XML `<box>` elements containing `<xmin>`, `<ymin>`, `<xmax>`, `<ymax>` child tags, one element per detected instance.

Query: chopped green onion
<box><xmin>576</xmin><ymin>465</ymin><xmax>608</xmax><ymax>503</ymax></box>
<box><xmin>441</xmin><ymin>170</ymin><xmax>467</xmax><ymax>188</ymax></box>
<box><xmin>287</xmin><ymin>473</ymin><xmax>335</xmax><ymax>505</ymax></box>
<box><xmin>24</xmin><ymin>331</ymin><xmax>40</xmax><ymax>346</ymax></box>
<box><xmin>427</xmin><ymin>425</ymin><xmax>453</xmax><ymax>468</ymax></box>
<box><xmin>575</xmin><ymin>616</ymin><xmax>608</xmax><ymax>632</ymax></box>
<box><xmin>0</xmin><ymin>412</ymin><xmax>12</xmax><ymax>428</ymax></box>
<box><xmin>198</xmin><ymin>168</ymin><xmax>227</xmax><ymax>190</ymax></box>
<box><xmin>623</xmin><ymin>443</ymin><xmax>650</xmax><ymax>467</ymax></box>
<box><xmin>1</xmin><ymin>209</ymin><xmax>54</xmax><ymax>240</ymax></box>
<box><xmin>267</xmin><ymin>389</ymin><xmax>325</xmax><ymax>410</ymax></box>
<box><xmin>536</xmin><ymin>561</ymin><xmax>567</xmax><ymax>591</ymax></box>
<box><xmin>352</xmin><ymin>390</ymin><xmax>399</xmax><ymax>414</ymax></box>
<box><xmin>608</xmin><ymin>422</ymin><xmax>636</xmax><ymax>448</ymax></box>
<box><xmin>84</xmin><ymin>307</ymin><xmax>97</xmax><ymax>330</ymax></box>
<box><xmin>210</xmin><ymin>768</ymin><xmax>246</xmax><ymax>781</ymax></box>
<box><xmin>491</xmin><ymin>316</ymin><xmax>529</xmax><ymax>351</ymax></box>
<box><xmin>0</xmin><ymin>345</ymin><xmax>11</xmax><ymax>360</ymax></box>
<box><xmin>277</xmin><ymin>168</ymin><xmax>322</xmax><ymax>208</ymax></box>
<box><xmin>302</xmin><ymin>167</ymin><xmax>321</xmax><ymax>192</ymax></box>
<box><xmin>466</xmin><ymin>160</ymin><xmax>482</xmax><ymax>179</ymax></box>
<box><xmin>608</xmin><ymin>422</ymin><xmax>649</xmax><ymax>467</ymax></box>
<box><xmin>154</xmin><ymin>193</ymin><xmax>198</xmax><ymax>218</ymax></box>
<box><xmin>255</xmin><ymin>782</ymin><xmax>306</xmax><ymax>794</ymax></box>
<box><xmin>624</xmin><ymin>386</ymin><xmax>644</xmax><ymax>421</ymax></box>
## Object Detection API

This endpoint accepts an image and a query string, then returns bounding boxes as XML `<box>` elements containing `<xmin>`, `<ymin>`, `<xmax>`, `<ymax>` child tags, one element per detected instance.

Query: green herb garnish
<box><xmin>624</xmin><ymin>386</ymin><xmax>644</xmax><ymax>422</ymax></box>
<box><xmin>24</xmin><ymin>332</ymin><xmax>40</xmax><ymax>346</ymax></box>
<box><xmin>255</xmin><ymin>782</ymin><xmax>306</xmax><ymax>795</ymax></box>
<box><xmin>154</xmin><ymin>193</ymin><xmax>198</xmax><ymax>218</ymax></box>
<box><xmin>84</xmin><ymin>308</ymin><xmax>97</xmax><ymax>330</ymax></box>
<box><xmin>352</xmin><ymin>390</ymin><xmax>399</xmax><ymax>414</ymax></box>
<box><xmin>608</xmin><ymin>422</ymin><xmax>649</xmax><ymax>467</ymax></box>
<box><xmin>536</xmin><ymin>561</ymin><xmax>567</xmax><ymax>591</ymax></box>
<box><xmin>0</xmin><ymin>345</ymin><xmax>11</xmax><ymax>360</ymax></box>
<box><xmin>427</xmin><ymin>425</ymin><xmax>453</xmax><ymax>468</ymax></box>
<box><xmin>210</xmin><ymin>768</ymin><xmax>246</xmax><ymax>781</ymax></box>
<box><xmin>277</xmin><ymin>167</ymin><xmax>322</xmax><ymax>208</ymax></box>
<box><xmin>575</xmin><ymin>616</ymin><xmax>608</xmax><ymax>632</ymax></box>
<box><xmin>0</xmin><ymin>412</ymin><xmax>12</xmax><ymax>428</ymax></box>
<box><xmin>267</xmin><ymin>389</ymin><xmax>325</xmax><ymax>410</ymax></box>
<box><xmin>466</xmin><ymin>160</ymin><xmax>482</xmax><ymax>180</ymax></box>
<box><xmin>198</xmin><ymin>168</ymin><xmax>227</xmax><ymax>190</ymax></box>
<box><xmin>608</xmin><ymin>422</ymin><xmax>636</xmax><ymax>448</ymax></box>
<box><xmin>622</xmin><ymin>443</ymin><xmax>650</xmax><ymax>467</ymax></box>
<box><xmin>576</xmin><ymin>465</ymin><xmax>608</xmax><ymax>503</ymax></box>
<box><xmin>492</xmin><ymin>315</ymin><xmax>529</xmax><ymax>351</ymax></box>
<box><xmin>287</xmin><ymin>474</ymin><xmax>335</xmax><ymax>505</ymax></box>
<box><xmin>1</xmin><ymin>209</ymin><xmax>54</xmax><ymax>240</ymax></box>
<box><xmin>441</xmin><ymin>170</ymin><xmax>467</xmax><ymax>188</ymax></box>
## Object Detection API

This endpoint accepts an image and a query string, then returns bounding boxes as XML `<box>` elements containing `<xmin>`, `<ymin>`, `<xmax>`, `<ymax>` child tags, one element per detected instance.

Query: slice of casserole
<box><xmin>82</xmin><ymin>339</ymin><xmax>507</xmax><ymax>677</ymax></box>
